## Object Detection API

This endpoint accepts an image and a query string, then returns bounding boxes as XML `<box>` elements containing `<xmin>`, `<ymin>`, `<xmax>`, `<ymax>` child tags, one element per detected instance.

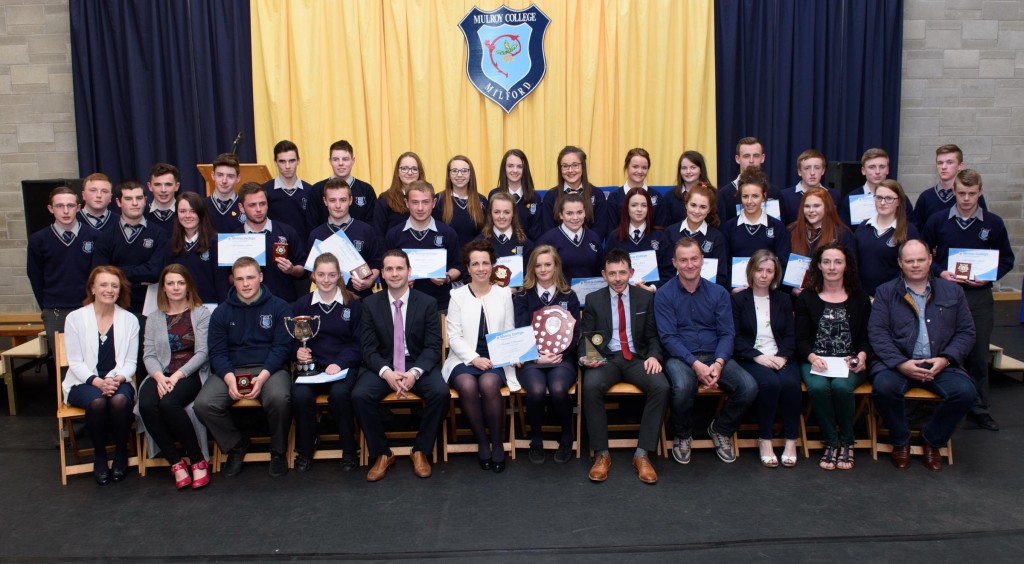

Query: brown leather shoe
<box><xmin>922</xmin><ymin>443</ymin><xmax>943</xmax><ymax>472</ymax></box>
<box><xmin>588</xmin><ymin>453</ymin><xmax>611</xmax><ymax>482</ymax></box>
<box><xmin>366</xmin><ymin>454</ymin><xmax>395</xmax><ymax>482</ymax></box>
<box><xmin>633</xmin><ymin>456</ymin><xmax>658</xmax><ymax>484</ymax></box>
<box><xmin>891</xmin><ymin>443</ymin><xmax>911</xmax><ymax>469</ymax></box>
<box><xmin>410</xmin><ymin>451</ymin><xmax>432</xmax><ymax>478</ymax></box>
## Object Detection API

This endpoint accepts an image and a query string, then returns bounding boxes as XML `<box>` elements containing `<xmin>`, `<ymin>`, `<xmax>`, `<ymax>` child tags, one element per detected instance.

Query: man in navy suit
<box><xmin>352</xmin><ymin>249</ymin><xmax>449</xmax><ymax>481</ymax></box>
<box><xmin>580</xmin><ymin>248</ymin><xmax>668</xmax><ymax>484</ymax></box>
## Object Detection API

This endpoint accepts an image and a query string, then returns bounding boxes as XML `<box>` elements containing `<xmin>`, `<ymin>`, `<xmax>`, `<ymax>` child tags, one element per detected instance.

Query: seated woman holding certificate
<box><xmin>290</xmin><ymin>252</ymin><xmax>363</xmax><ymax>473</ymax></box>
<box><xmin>794</xmin><ymin>242</ymin><xmax>871</xmax><ymax>471</ymax></box>
<box><xmin>63</xmin><ymin>266</ymin><xmax>139</xmax><ymax>485</ymax></box>
<box><xmin>139</xmin><ymin>264</ymin><xmax>212</xmax><ymax>489</ymax></box>
<box><xmin>442</xmin><ymin>239</ymin><xmax>519</xmax><ymax>473</ymax></box>
<box><xmin>513</xmin><ymin>245</ymin><xmax>580</xmax><ymax>464</ymax></box>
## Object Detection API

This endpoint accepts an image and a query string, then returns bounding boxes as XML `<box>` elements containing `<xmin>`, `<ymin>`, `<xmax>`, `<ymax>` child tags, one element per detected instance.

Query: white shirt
<box><xmin>312</xmin><ymin>288</ymin><xmax>342</xmax><ymax>306</ymax></box>
<box><xmin>752</xmin><ymin>295</ymin><xmax>778</xmax><ymax>356</ymax></box>
<box><xmin>380</xmin><ymin>288</ymin><xmax>417</xmax><ymax>377</ymax></box>
<box><xmin>536</xmin><ymin>283</ymin><xmax>555</xmax><ymax>300</ymax></box>
<box><xmin>560</xmin><ymin>224</ymin><xmax>583</xmax><ymax>240</ymax></box>
<box><xmin>274</xmin><ymin>176</ymin><xmax>306</xmax><ymax>190</ymax></box>
<box><xmin>493</xmin><ymin>227</ymin><xmax>513</xmax><ymax>240</ymax></box>
<box><xmin>403</xmin><ymin>217</ymin><xmax>439</xmax><ymax>232</ymax></box>
<box><xmin>244</xmin><ymin>219</ymin><xmax>274</xmax><ymax>233</ymax></box>
<box><xmin>680</xmin><ymin>220</ymin><xmax>708</xmax><ymax>236</ymax></box>
<box><xmin>737</xmin><ymin>210</ymin><xmax>769</xmax><ymax>227</ymax></box>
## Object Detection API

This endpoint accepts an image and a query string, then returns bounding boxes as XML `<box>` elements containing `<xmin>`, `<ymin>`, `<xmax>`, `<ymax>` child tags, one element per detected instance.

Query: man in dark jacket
<box><xmin>195</xmin><ymin>256</ymin><xmax>293</xmax><ymax>478</ymax></box>
<box><xmin>868</xmin><ymin>239</ymin><xmax>977</xmax><ymax>472</ymax></box>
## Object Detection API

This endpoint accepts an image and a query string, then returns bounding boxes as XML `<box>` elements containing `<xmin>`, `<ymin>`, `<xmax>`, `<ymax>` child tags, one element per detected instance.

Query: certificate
<box><xmin>629</xmin><ymin>250</ymin><xmax>659</xmax><ymax>284</ymax></box>
<box><xmin>701</xmin><ymin>258</ymin><xmax>719</xmax><ymax>282</ymax></box>
<box><xmin>735</xmin><ymin>198</ymin><xmax>781</xmax><ymax>221</ymax></box>
<box><xmin>947</xmin><ymin>248</ymin><xmax>999</xmax><ymax>282</ymax></box>
<box><xmin>570</xmin><ymin>277</ymin><xmax>607</xmax><ymax>305</ymax></box>
<box><xmin>318</xmin><ymin>230</ymin><xmax>371</xmax><ymax>279</ymax></box>
<box><xmin>810</xmin><ymin>356</ymin><xmax>850</xmax><ymax>378</ymax></box>
<box><xmin>731</xmin><ymin>257</ymin><xmax>751</xmax><ymax>288</ymax></box>
<box><xmin>217</xmin><ymin>233</ymin><xmax>266</xmax><ymax>266</ymax></box>
<box><xmin>782</xmin><ymin>254</ymin><xmax>812</xmax><ymax>288</ymax></box>
<box><xmin>405</xmin><ymin>248</ymin><xmax>447</xmax><ymax>280</ymax></box>
<box><xmin>486</xmin><ymin>326</ymin><xmax>539</xmax><ymax>368</ymax></box>
<box><xmin>495</xmin><ymin>255</ymin><xmax>524</xmax><ymax>287</ymax></box>
<box><xmin>847</xmin><ymin>193</ymin><xmax>875</xmax><ymax>226</ymax></box>
<box><xmin>142</xmin><ymin>284</ymin><xmax>159</xmax><ymax>316</ymax></box>
<box><xmin>294</xmin><ymin>368</ymin><xmax>349</xmax><ymax>385</ymax></box>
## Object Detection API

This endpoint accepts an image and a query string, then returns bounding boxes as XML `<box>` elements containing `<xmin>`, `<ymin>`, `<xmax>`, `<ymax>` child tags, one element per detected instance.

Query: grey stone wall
<box><xmin>899</xmin><ymin>0</ymin><xmax>1024</xmax><ymax>290</ymax></box>
<box><xmin>0</xmin><ymin>0</ymin><xmax>76</xmax><ymax>311</ymax></box>
<box><xmin>0</xmin><ymin>1</ymin><xmax>1021</xmax><ymax>313</ymax></box>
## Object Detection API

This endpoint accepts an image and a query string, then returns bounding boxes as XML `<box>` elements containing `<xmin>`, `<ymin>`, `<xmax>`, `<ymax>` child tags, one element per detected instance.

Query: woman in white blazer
<box><xmin>442</xmin><ymin>240</ymin><xmax>518</xmax><ymax>472</ymax></box>
<box><xmin>63</xmin><ymin>266</ymin><xmax>139</xmax><ymax>485</ymax></box>
<box><xmin>139</xmin><ymin>264</ymin><xmax>212</xmax><ymax>490</ymax></box>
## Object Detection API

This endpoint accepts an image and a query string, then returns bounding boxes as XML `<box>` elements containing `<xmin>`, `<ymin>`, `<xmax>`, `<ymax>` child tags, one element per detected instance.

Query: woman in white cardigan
<box><xmin>442</xmin><ymin>240</ymin><xmax>519</xmax><ymax>473</ymax></box>
<box><xmin>139</xmin><ymin>264</ymin><xmax>212</xmax><ymax>490</ymax></box>
<box><xmin>63</xmin><ymin>266</ymin><xmax>139</xmax><ymax>485</ymax></box>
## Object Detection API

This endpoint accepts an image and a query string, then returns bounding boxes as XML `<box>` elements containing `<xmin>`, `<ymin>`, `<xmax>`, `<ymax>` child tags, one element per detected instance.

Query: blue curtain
<box><xmin>714</xmin><ymin>0</ymin><xmax>904</xmax><ymax>191</ymax></box>
<box><xmin>70</xmin><ymin>0</ymin><xmax>256</xmax><ymax>193</ymax></box>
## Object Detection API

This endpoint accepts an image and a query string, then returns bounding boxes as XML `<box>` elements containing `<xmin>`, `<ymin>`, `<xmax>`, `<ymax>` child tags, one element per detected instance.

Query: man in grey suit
<box><xmin>580</xmin><ymin>248</ymin><xmax>669</xmax><ymax>484</ymax></box>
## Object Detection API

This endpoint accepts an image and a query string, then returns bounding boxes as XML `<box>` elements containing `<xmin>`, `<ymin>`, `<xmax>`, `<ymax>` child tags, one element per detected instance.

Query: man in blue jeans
<box><xmin>868</xmin><ymin>239</ymin><xmax>977</xmax><ymax>472</ymax></box>
<box><xmin>654</xmin><ymin>238</ymin><xmax>757</xmax><ymax>464</ymax></box>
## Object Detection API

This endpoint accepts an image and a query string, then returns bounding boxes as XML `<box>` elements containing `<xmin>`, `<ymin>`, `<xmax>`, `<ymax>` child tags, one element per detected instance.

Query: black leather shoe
<box><xmin>528</xmin><ymin>444</ymin><xmax>545</xmax><ymax>464</ymax></box>
<box><xmin>294</xmin><ymin>455</ymin><xmax>314</xmax><ymax>473</ymax></box>
<box><xmin>969</xmin><ymin>413</ymin><xmax>999</xmax><ymax>431</ymax></box>
<box><xmin>478</xmin><ymin>458</ymin><xmax>493</xmax><ymax>471</ymax></box>
<box><xmin>222</xmin><ymin>438</ymin><xmax>250</xmax><ymax>477</ymax></box>
<box><xmin>268</xmin><ymin>452</ymin><xmax>288</xmax><ymax>477</ymax></box>
<box><xmin>492</xmin><ymin>459</ymin><xmax>506</xmax><ymax>473</ymax></box>
<box><xmin>110</xmin><ymin>467</ymin><xmax>127</xmax><ymax>482</ymax></box>
<box><xmin>340</xmin><ymin>454</ymin><xmax>359</xmax><ymax>472</ymax></box>
<box><xmin>94</xmin><ymin>469</ymin><xmax>111</xmax><ymax>485</ymax></box>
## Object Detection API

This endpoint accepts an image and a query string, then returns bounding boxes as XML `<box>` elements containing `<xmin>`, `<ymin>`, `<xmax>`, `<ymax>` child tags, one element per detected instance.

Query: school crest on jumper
<box><xmin>260</xmin><ymin>315</ymin><xmax>273</xmax><ymax>329</ymax></box>
<box><xmin>459</xmin><ymin>5</ymin><xmax>550</xmax><ymax>113</ymax></box>
<box><xmin>355</xmin><ymin>197</ymin><xmax>366</xmax><ymax>207</ymax></box>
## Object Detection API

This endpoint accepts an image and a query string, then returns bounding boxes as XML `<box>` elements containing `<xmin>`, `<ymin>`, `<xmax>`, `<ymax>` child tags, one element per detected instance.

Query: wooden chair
<box><xmin>590</xmin><ymin>381</ymin><xmax>665</xmax><ymax>455</ymax></box>
<box><xmin>287</xmin><ymin>393</ymin><xmax>360</xmax><ymax>464</ymax></box>
<box><xmin>799</xmin><ymin>382</ymin><xmax>875</xmax><ymax>458</ymax></box>
<box><xmin>54</xmin><ymin>332</ymin><xmax>142</xmax><ymax>485</ymax></box>
<box><xmin>661</xmin><ymin>386</ymin><xmax>739</xmax><ymax>457</ymax></box>
<box><xmin>137</xmin><ymin>381</ymin><xmax>212</xmax><ymax>476</ymax></box>
<box><xmin>210</xmin><ymin>399</ymin><xmax>296</xmax><ymax>472</ymax></box>
<box><xmin>512</xmin><ymin>372</ymin><xmax>582</xmax><ymax>459</ymax></box>
<box><xmin>358</xmin><ymin>391</ymin><xmax>438</xmax><ymax>466</ymax></box>
<box><xmin>870</xmin><ymin>388</ymin><xmax>954</xmax><ymax>464</ymax></box>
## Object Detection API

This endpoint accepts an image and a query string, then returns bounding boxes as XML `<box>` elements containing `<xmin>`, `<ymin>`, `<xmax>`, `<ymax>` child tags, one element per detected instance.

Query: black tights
<box><xmin>85</xmin><ymin>393</ymin><xmax>133</xmax><ymax>472</ymax></box>
<box><xmin>519</xmin><ymin>363</ymin><xmax>576</xmax><ymax>445</ymax></box>
<box><xmin>450</xmin><ymin>372</ymin><xmax>505</xmax><ymax>462</ymax></box>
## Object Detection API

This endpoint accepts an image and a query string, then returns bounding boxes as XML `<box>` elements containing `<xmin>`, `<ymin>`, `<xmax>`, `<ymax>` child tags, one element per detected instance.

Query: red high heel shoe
<box><xmin>191</xmin><ymin>459</ymin><xmax>210</xmax><ymax>489</ymax></box>
<box><xmin>172</xmin><ymin>461</ymin><xmax>192</xmax><ymax>489</ymax></box>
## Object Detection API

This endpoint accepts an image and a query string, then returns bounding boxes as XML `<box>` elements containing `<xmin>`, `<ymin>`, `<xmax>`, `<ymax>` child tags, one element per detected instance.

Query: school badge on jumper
<box><xmin>979</xmin><ymin>228</ymin><xmax>990</xmax><ymax>241</ymax></box>
<box><xmin>355</xmin><ymin>197</ymin><xmax>366</xmax><ymax>207</ymax></box>
<box><xmin>82</xmin><ymin>241</ymin><xmax>94</xmax><ymax>253</ymax></box>
<box><xmin>459</xmin><ymin>5</ymin><xmax>550</xmax><ymax>113</ymax></box>
<box><xmin>434</xmin><ymin>235</ymin><xmax>445</xmax><ymax>247</ymax></box>
<box><xmin>260</xmin><ymin>315</ymin><xmax>273</xmax><ymax>329</ymax></box>
<box><xmin>701</xmin><ymin>240</ymin><xmax>713</xmax><ymax>253</ymax></box>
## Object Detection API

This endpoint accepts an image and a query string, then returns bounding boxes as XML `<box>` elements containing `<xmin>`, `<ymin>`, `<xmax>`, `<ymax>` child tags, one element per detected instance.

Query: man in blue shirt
<box><xmin>654</xmin><ymin>238</ymin><xmax>757</xmax><ymax>465</ymax></box>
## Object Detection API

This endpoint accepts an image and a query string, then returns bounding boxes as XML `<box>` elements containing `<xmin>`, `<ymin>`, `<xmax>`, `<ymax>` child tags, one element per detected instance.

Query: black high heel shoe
<box><xmin>478</xmin><ymin>458</ymin><xmax>493</xmax><ymax>471</ymax></box>
<box><xmin>491</xmin><ymin>459</ymin><xmax>506</xmax><ymax>473</ymax></box>
<box><xmin>94</xmin><ymin>469</ymin><xmax>111</xmax><ymax>485</ymax></box>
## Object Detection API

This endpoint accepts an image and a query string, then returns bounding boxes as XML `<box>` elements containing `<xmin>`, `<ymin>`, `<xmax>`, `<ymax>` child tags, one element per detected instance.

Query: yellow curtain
<box><xmin>251</xmin><ymin>0</ymin><xmax>716</xmax><ymax>192</ymax></box>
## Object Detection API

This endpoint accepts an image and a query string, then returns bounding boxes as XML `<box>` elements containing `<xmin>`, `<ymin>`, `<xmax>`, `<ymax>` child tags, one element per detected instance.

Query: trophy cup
<box><xmin>579</xmin><ymin>332</ymin><xmax>607</xmax><ymax>364</ymax></box>
<box><xmin>284</xmin><ymin>315</ymin><xmax>322</xmax><ymax>376</ymax></box>
<box><xmin>532</xmin><ymin>305</ymin><xmax>575</xmax><ymax>355</ymax></box>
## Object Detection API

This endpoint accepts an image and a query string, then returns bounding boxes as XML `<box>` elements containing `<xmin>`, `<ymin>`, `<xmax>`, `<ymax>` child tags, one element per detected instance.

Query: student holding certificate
<box><xmin>488</xmin><ymin>149</ymin><xmax>543</xmax><ymax>240</ymax></box>
<box><xmin>290</xmin><ymin>253</ymin><xmax>363</xmax><ymax>473</ymax></box>
<box><xmin>922</xmin><ymin>169</ymin><xmax>1015</xmax><ymax>432</ymax></box>
<box><xmin>665</xmin><ymin>183</ymin><xmax>730</xmax><ymax>288</ymax></box>
<box><xmin>788</xmin><ymin>187</ymin><xmax>853</xmax><ymax>296</ymax></box>
<box><xmin>794</xmin><ymin>243</ymin><xmax>871</xmax><ymax>471</ymax></box>
<box><xmin>513</xmin><ymin>245</ymin><xmax>580</xmax><ymax>464</ymax></box>
<box><xmin>721</xmin><ymin>167</ymin><xmax>790</xmax><ymax>285</ymax></box>
<box><xmin>442</xmin><ymin>240</ymin><xmax>518</xmax><ymax>473</ymax></box>
<box><xmin>307</xmin><ymin>177</ymin><xmax>382</xmax><ymax>298</ymax></box>
<box><xmin>853</xmin><ymin>180</ymin><xmax>919</xmax><ymax>295</ymax></box>
<box><xmin>604</xmin><ymin>187</ymin><xmax>670</xmax><ymax>290</ymax></box>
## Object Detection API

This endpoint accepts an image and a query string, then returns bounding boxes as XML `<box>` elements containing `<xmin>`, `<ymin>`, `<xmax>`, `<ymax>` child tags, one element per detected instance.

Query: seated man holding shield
<box><xmin>194</xmin><ymin>256</ymin><xmax>293</xmax><ymax>478</ymax></box>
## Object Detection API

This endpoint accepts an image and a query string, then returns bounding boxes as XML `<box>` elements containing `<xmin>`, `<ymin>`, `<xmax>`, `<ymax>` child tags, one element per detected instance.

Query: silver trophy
<box><xmin>284</xmin><ymin>315</ymin><xmax>322</xmax><ymax>376</ymax></box>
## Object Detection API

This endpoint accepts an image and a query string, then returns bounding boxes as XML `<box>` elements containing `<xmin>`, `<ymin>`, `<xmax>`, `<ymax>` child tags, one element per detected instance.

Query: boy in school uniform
<box><xmin>838</xmin><ymin>148</ymin><xmax>914</xmax><ymax>228</ymax></box>
<box><xmin>307</xmin><ymin>140</ymin><xmax>377</xmax><ymax>227</ymax></box>
<box><xmin>144</xmin><ymin>163</ymin><xmax>180</xmax><ymax>235</ymax></box>
<box><xmin>307</xmin><ymin>177</ymin><xmax>382</xmax><ymax>299</ymax></box>
<box><xmin>205</xmin><ymin>152</ymin><xmax>247</xmax><ymax>233</ymax></box>
<box><xmin>78</xmin><ymin>173</ymin><xmax>119</xmax><ymax>234</ymax></box>
<box><xmin>779</xmin><ymin>150</ymin><xmax>840</xmax><ymax>226</ymax></box>
<box><xmin>262</xmin><ymin>140</ymin><xmax>314</xmax><ymax>242</ymax></box>
<box><xmin>716</xmin><ymin>137</ymin><xmax>780</xmax><ymax>223</ymax></box>
<box><xmin>234</xmin><ymin>182</ymin><xmax>307</xmax><ymax>303</ymax></box>
<box><xmin>913</xmin><ymin>144</ymin><xmax>987</xmax><ymax>231</ymax></box>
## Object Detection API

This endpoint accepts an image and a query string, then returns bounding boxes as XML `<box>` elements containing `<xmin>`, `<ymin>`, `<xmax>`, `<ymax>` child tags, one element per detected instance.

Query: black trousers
<box><xmin>964</xmin><ymin>288</ymin><xmax>994</xmax><ymax>416</ymax></box>
<box><xmin>137</xmin><ymin>375</ymin><xmax>204</xmax><ymax>464</ymax></box>
<box><xmin>351</xmin><ymin>367</ymin><xmax>449</xmax><ymax>459</ymax></box>
<box><xmin>291</xmin><ymin>375</ymin><xmax>359</xmax><ymax>458</ymax></box>
<box><xmin>582</xmin><ymin>353</ymin><xmax>669</xmax><ymax>453</ymax></box>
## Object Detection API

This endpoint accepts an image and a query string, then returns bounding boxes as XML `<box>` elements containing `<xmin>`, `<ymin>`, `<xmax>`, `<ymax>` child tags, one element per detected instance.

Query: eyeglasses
<box><xmin>398</xmin><ymin>166</ymin><xmax>419</xmax><ymax>173</ymax></box>
<box><xmin>449</xmin><ymin>168</ymin><xmax>470</xmax><ymax>175</ymax></box>
<box><xmin>560</xmin><ymin>162</ymin><xmax>582</xmax><ymax>171</ymax></box>
<box><xmin>50</xmin><ymin>204</ymin><xmax>78</xmax><ymax>211</ymax></box>
<box><xmin>873</xmin><ymin>195</ymin><xmax>898</xmax><ymax>204</ymax></box>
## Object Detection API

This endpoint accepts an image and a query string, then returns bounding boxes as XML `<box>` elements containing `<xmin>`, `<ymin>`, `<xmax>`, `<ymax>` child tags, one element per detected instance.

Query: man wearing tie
<box><xmin>352</xmin><ymin>250</ymin><xmax>449</xmax><ymax>481</ymax></box>
<box><xmin>580</xmin><ymin>248</ymin><xmax>669</xmax><ymax>484</ymax></box>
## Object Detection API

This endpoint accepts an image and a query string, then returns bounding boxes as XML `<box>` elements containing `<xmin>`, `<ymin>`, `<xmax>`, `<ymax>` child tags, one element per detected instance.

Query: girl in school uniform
<box><xmin>538</xmin><ymin>146</ymin><xmax>610</xmax><ymax>238</ymax></box>
<box><xmin>665</xmin><ymin>183</ymin><xmax>730</xmax><ymax>287</ymax></box>
<box><xmin>476</xmin><ymin>192</ymin><xmax>534</xmax><ymax>279</ymax></box>
<box><xmin>372</xmin><ymin>152</ymin><xmax>424</xmax><ymax>237</ymax></box>
<box><xmin>606</xmin><ymin>148</ymin><xmax>670</xmax><ymax>230</ymax></box>
<box><xmin>853</xmin><ymin>180</ymin><xmax>919</xmax><ymax>295</ymax></box>
<box><xmin>170</xmin><ymin>192</ymin><xmax>227</xmax><ymax>304</ymax></box>
<box><xmin>603</xmin><ymin>187</ymin><xmax>669</xmax><ymax>290</ymax></box>
<box><xmin>535</xmin><ymin>193</ymin><xmax>604</xmax><ymax>281</ymax></box>
<box><xmin>434</xmin><ymin>155</ymin><xmax>488</xmax><ymax>246</ymax></box>
<box><xmin>665</xmin><ymin>150</ymin><xmax>714</xmax><ymax>226</ymax></box>
<box><xmin>488</xmin><ymin>149</ymin><xmax>543</xmax><ymax>240</ymax></box>
<box><xmin>722</xmin><ymin>167</ymin><xmax>790</xmax><ymax>288</ymax></box>
<box><xmin>788</xmin><ymin>187</ymin><xmax>854</xmax><ymax>297</ymax></box>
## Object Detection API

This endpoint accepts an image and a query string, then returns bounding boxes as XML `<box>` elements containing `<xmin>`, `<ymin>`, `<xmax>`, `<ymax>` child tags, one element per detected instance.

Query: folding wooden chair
<box><xmin>443</xmin><ymin>386</ymin><xmax>516</xmax><ymax>461</ymax></box>
<box><xmin>512</xmin><ymin>371</ymin><xmax>582</xmax><ymax>458</ymax></box>
<box><xmin>799</xmin><ymin>381</ymin><xmax>875</xmax><ymax>458</ymax></box>
<box><xmin>871</xmin><ymin>388</ymin><xmax>953</xmax><ymax>464</ymax></box>
<box><xmin>590</xmin><ymin>381</ymin><xmax>665</xmax><ymax>456</ymax></box>
<box><xmin>210</xmin><ymin>399</ymin><xmax>296</xmax><ymax>472</ymax></box>
<box><xmin>661</xmin><ymin>386</ymin><xmax>738</xmax><ymax>457</ymax></box>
